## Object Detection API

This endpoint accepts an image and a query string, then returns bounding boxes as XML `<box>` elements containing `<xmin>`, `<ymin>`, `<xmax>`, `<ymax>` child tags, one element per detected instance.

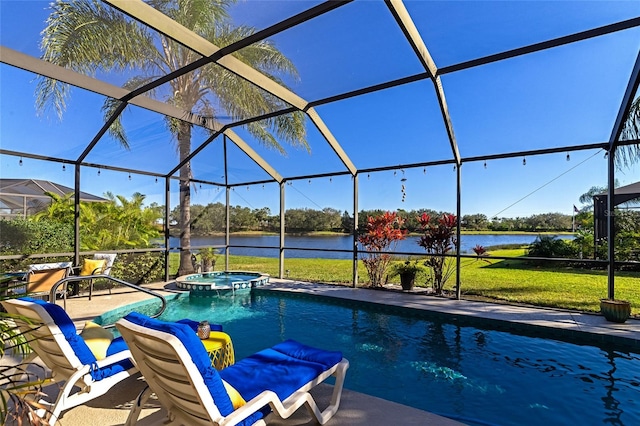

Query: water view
<box><xmin>166</xmin><ymin>234</ymin><xmax>574</xmax><ymax>259</ymax></box>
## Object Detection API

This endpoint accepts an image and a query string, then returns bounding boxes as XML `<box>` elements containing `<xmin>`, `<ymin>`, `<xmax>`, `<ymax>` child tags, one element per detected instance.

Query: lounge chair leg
<box><xmin>304</xmin><ymin>359</ymin><xmax>349</xmax><ymax>424</ymax></box>
<box><xmin>126</xmin><ymin>385</ymin><xmax>153</xmax><ymax>426</ymax></box>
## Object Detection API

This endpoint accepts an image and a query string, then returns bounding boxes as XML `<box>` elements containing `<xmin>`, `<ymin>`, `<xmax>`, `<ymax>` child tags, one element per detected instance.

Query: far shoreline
<box><xmin>174</xmin><ymin>230</ymin><xmax>577</xmax><ymax>238</ymax></box>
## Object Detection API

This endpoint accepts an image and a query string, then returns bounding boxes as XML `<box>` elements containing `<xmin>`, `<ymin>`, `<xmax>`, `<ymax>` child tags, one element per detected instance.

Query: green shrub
<box><xmin>0</xmin><ymin>218</ymin><xmax>73</xmax><ymax>254</ymax></box>
<box><xmin>109</xmin><ymin>252</ymin><xmax>165</xmax><ymax>285</ymax></box>
<box><xmin>527</xmin><ymin>235</ymin><xmax>577</xmax><ymax>259</ymax></box>
<box><xmin>0</xmin><ymin>219</ymin><xmax>73</xmax><ymax>271</ymax></box>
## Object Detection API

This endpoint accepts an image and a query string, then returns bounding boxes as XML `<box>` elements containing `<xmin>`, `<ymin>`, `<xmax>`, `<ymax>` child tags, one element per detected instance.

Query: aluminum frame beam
<box><xmin>603</xmin><ymin>49</ymin><xmax>640</xmax><ymax>299</ymax></box>
<box><xmin>608</xmin><ymin>49</ymin><xmax>640</xmax><ymax>151</ymax></box>
<box><xmin>385</xmin><ymin>0</ymin><xmax>461</xmax><ymax>165</ymax></box>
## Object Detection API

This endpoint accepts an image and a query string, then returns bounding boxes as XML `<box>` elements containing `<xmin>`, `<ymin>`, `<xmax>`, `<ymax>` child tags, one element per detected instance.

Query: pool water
<box><xmin>112</xmin><ymin>290</ymin><xmax>640</xmax><ymax>425</ymax></box>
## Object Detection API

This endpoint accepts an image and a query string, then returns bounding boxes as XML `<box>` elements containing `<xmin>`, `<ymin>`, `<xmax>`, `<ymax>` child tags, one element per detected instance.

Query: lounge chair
<box><xmin>116</xmin><ymin>312</ymin><xmax>349</xmax><ymax>426</ymax></box>
<box><xmin>1</xmin><ymin>297</ymin><xmax>138</xmax><ymax>425</ymax></box>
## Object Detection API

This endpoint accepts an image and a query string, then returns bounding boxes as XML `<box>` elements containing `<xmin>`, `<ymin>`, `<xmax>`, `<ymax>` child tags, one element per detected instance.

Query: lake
<box><xmin>165</xmin><ymin>234</ymin><xmax>574</xmax><ymax>259</ymax></box>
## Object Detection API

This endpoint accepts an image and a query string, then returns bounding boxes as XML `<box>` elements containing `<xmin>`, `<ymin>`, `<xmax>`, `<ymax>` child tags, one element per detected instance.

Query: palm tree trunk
<box><xmin>177</xmin><ymin>121</ymin><xmax>195</xmax><ymax>276</ymax></box>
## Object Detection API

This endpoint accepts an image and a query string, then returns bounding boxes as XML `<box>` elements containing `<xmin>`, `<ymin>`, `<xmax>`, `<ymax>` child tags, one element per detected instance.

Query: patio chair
<box><xmin>1</xmin><ymin>297</ymin><xmax>137</xmax><ymax>425</ymax></box>
<box><xmin>72</xmin><ymin>253</ymin><xmax>117</xmax><ymax>300</ymax></box>
<box><xmin>116</xmin><ymin>312</ymin><xmax>350</xmax><ymax>426</ymax></box>
<box><xmin>16</xmin><ymin>262</ymin><xmax>73</xmax><ymax>302</ymax></box>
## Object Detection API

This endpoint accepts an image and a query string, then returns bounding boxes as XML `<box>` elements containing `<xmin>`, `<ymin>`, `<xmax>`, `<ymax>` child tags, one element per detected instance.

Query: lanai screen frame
<box><xmin>1</xmin><ymin>0</ymin><xmax>639</xmax><ymax>300</ymax></box>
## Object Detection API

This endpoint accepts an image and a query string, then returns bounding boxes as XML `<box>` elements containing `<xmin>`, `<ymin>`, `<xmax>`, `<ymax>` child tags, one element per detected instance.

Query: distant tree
<box><xmin>341</xmin><ymin>210</ymin><xmax>353</xmax><ymax>233</ymax></box>
<box><xmin>524</xmin><ymin>213</ymin><xmax>571</xmax><ymax>231</ymax></box>
<box><xmin>322</xmin><ymin>207</ymin><xmax>342</xmax><ymax>231</ymax></box>
<box><xmin>285</xmin><ymin>208</ymin><xmax>310</xmax><ymax>232</ymax></box>
<box><xmin>230</xmin><ymin>206</ymin><xmax>257</xmax><ymax>232</ymax></box>
<box><xmin>253</xmin><ymin>207</ymin><xmax>271</xmax><ymax>230</ymax></box>
<box><xmin>462</xmin><ymin>214</ymin><xmax>489</xmax><ymax>230</ymax></box>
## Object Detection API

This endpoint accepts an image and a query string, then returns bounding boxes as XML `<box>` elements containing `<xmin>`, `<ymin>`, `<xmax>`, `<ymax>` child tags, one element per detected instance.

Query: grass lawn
<box><xmin>168</xmin><ymin>249</ymin><xmax>639</xmax><ymax>316</ymax></box>
<box><xmin>458</xmin><ymin>249</ymin><xmax>639</xmax><ymax>315</ymax></box>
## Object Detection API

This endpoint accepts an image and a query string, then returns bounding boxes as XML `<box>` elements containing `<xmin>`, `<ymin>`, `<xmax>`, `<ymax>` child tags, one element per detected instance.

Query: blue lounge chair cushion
<box><xmin>21</xmin><ymin>297</ymin><xmax>133</xmax><ymax>380</ymax></box>
<box><xmin>219</xmin><ymin>339</ymin><xmax>342</xmax><ymax>403</ymax></box>
<box><xmin>271</xmin><ymin>339</ymin><xmax>342</xmax><ymax>368</ymax></box>
<box><xmin>124</xmin><ymin>312</ymin><xmax>262</xmax><ymax>425</ymax></box>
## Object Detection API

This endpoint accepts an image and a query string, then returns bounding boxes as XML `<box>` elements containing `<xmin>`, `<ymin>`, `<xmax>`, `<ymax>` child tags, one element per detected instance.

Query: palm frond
<box><xmin>0</xmin><ymin>363</ymin><xmax>49</xmax><ymax>426</ymax></box>
<box><xmin>618</xmin><ymin>96</ymin><xmax>640</xmax><ymax>169</ymax></box>
<box><xmin>37</xmin><ymin>0</ymin><xmax>157</xmax><ymax>118</ymax></box>
<box><xmin>149</xmin><ymin>0</ymin><xmax>232</xmax><ymax>30</ymax></box>
<box><xmin>101</xmin><ymin>75</ymin><xmax>161</xmax><ymax>147</ymax></box>
<box><xmin>195</xmin><ymin>21</ymin><xmax>307</xmax><ymax>152</ymax></box>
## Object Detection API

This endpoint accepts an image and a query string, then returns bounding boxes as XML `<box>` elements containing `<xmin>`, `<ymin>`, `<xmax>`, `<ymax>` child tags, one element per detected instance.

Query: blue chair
<box><xmin>116</xmin><ymin>312</ymin><xmax>349</xmax><ymax>426</ymax></box>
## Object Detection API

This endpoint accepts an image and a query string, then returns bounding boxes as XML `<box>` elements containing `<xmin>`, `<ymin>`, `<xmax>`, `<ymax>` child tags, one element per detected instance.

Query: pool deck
<box><xmin>14</xmin><ymin>279</ymin><xmax>640</xmax><ymax>425</ymax></box>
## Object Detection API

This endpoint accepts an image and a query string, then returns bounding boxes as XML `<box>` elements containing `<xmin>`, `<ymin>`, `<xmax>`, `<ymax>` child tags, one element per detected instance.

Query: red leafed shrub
<box><xmin>358</xmin><ymin>211</ymin><xmax>408</xmax><ymax>287</ymax></box>
<box><xmin>417</xmin><ymin>213</ymin><xmax>457</xmax><ymax>294</ymax></box>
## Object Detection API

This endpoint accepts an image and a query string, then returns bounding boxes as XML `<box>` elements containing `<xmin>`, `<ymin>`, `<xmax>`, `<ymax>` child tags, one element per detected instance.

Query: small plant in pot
<box><xmin>389</xmin><ymin>260</ymin><xmax>424</xmax><ymax>291</ymax></box>
<box><xmin>198</xmin><ymin>248</ymin><xmax>217</xmax><ymax>272</ymax></box>
<box><xmin>600</xmin><ymin>298</ymin><xmax>631</xmax><ymax>323</ymax></box>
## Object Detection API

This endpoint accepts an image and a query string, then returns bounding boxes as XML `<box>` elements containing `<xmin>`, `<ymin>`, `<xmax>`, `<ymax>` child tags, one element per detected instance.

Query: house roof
<box><xmin>593</xmin><ymin>180</ymin><xmax>640</xmax><ymax>240</ymax></box>
<box><xmin>0</xmin><ymin>178</ymin><xmax>107</xmax><ymax>213</ymax></box>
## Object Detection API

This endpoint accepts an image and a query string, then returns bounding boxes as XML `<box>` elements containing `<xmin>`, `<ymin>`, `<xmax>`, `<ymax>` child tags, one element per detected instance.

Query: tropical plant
<box><xmin>357</xmin><ymin>211</ymin><xmax>407</xmax><ymax>287</ymax></box>
<box><xmin>527</xmin><ymin>235</ymin><xmax>577</xmax><ymax>259</ymax></box>
<box><xmin>198</xmin><ymin>247</ymin><xmax>218</xmax><ymax>272</ymax></box>
<box><xmin>31</xmin><ymin>192</ymin><xmax>161</xmax><ymax>251</ymax></box>
<box><xmin>31</xmin><ymin>192</ymin><xmax>77</xmax><ymax>223</ymax></box>
<box><xmin>84</xmin><ymin>192</ymin><xmax>162</xmax><ymax>250</ymax></box>
<box><xmin>619</xmin><ymin>95</ymin><xmax>640</xmax><ymax>169</ymax></box>
<box><xmin>36</xmin><ymin>0</ymin><xmax>307</xmax><ymax>276</ymax></box>
<box><xmin>417</xmin><ymin>213</ymin><xmax>457</xmax><ymax>295</ymax></box>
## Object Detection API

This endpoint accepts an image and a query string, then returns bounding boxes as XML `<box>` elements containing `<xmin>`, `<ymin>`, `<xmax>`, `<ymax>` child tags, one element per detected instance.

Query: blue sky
<box><xmin>1</xmin><ymin>1</ymin><xmax>639</xmax><ymax>218</ymax></box>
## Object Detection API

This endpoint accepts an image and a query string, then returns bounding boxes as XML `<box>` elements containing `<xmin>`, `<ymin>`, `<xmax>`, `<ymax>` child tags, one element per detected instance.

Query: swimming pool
<box><xmin>100</xmin><ymin>290</ymin><xmax>640</xmax><ymax>425</ymax></box>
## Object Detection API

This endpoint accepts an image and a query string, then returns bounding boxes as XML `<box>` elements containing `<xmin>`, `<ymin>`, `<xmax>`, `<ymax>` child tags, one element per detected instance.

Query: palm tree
<box><xmin>619</xmin><ymin>96</ymin><xmax>640</xmax><ymax>169</ymax></box>
<box><xmin>35</xmin><ymin>0</ymin><xmax>307</xmax><ymax>275</ymax></box>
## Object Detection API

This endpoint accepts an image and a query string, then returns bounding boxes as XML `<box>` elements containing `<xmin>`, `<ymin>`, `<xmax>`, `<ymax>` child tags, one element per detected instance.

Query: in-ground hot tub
<box><xmin>175</xmin><ymin>271</ymin><xmax>269</xmax><ymax>294</ymax></box>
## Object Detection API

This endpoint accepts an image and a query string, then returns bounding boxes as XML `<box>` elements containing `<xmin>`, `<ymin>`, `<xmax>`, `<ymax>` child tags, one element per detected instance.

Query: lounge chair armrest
<box><xmin>71</xmin><ymin>349</ymin><xmax>135</xmax><ymax>377</ymax></box>
<box><xmin>94</xmin><ymin>350</ymin><xmax>135</xmax><ymax>369</ymax></box>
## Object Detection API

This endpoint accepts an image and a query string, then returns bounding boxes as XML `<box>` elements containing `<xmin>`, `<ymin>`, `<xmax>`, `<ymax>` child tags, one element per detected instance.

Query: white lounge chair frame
<box><xmin>2</xmin><ymin>298</ymin><xmax>138</xmax><ymax>425</ymax></box>
<box><xmin>116</xmin><ymin>317</ymin><xmax>349</xmax><ymax>426</ymax></box>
